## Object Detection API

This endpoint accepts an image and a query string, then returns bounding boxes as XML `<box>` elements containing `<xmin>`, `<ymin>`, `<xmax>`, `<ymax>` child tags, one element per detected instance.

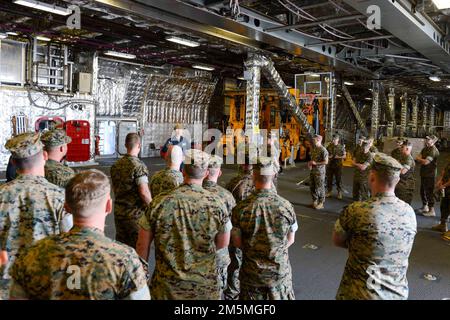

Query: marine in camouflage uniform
<box><xmin>150</xmin><ymin>169</ymin><xmax>183</xmax><ymax>197</ymax></box>
<box><xmin>333</xmin><ymin>153</ymin><xmax>417</xmax><ymax>300</ymax></box>
<box><xmin>111</xmin><ymin>154</ymin><xmax>149</xmax><ymax>248</ymax></box>
<box><xmin>390</xmin><ymin>138</ymin><xmax>405</xmax><ymax>160</ymax></box>
<box><xmin>41</xmin><ymin>129</ymin><xmax>75</xmax><ymax>188</ymax></box>
<box><xmin>9</xmin><ymin>169</ymin><xmax>149</xmax><ymax>300</ymax></box>
<box><xmin>416</xmin><ymin>135</ymin><xmax>440</xmax><ymax>216</ymax></box>
<box><xmin>432</xmin><ymin>161</ymin><xmax>450</xmax><ymax>235</ymax></box>
<box><xmin>0</xmin><ymin>132</ymin><xmax>70</xmax><ymax>300</ymax></box>
<box><xmin>203</xmin><ymin>155</ymin><xmax>236</xmax><ymax>296</ymax></box>
<box><xmin>392</xmin><ymin>142</ymin><xmax>415</xmax><ymax>204</ymax></box>
<box><xmin>326</xmin><ymin>134</ymin><xmax>346</xmax><ymax>198</ymax></box>
<box><xmin>309</xmin><ymin>134</ymin><xmax>329</xmax><ymax>209</ymax></box>
<box><xmin>232</xmin><ymin>157</ymin><xmax>297</xmax><ymax>300</ymax></box>
<box><xmin>352</xmin><ymin>141</ymin><xmax>373</xmax><ymax>201</ymax></box>
<box><xmin>138</xmin><ymin>150</ymin><xmax>231</xmax><ymax>300</ymax></box>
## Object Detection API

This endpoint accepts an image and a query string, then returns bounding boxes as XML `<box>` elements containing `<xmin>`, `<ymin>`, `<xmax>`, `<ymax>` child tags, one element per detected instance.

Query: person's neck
<box><xmin>184</xmin><ymin>178</ymin><xmax>204</xmax><ymax>186</ymax></box>
<box><xmin>17</xmin><ymin>168</ymin><xmax>44</xmax><ymax>177</ymax></box>
<box><xmin>371</xmin><ymin>187</ymin><xmax>395</xmax><ymax>195</ymax></box>
<box><xmin>255</xmin><ymin>183</ymin><xmax>272</xmax><ymax>190</ymax></box>
<box><xmin>73</xmin><ymin>219</ymin><xmax>105</xmax><ymax>232</ymax></box>
<box><xmin>205</xmin><ymin>177</ymin><xmax>218</xmax><ymax>184</ymax></box>
<box><xmin>47</xmin><ymin>154</ymin><xmax>63</xmax><ymax>162</ymax></box>
<box><xmin>168</xmin><ymin>164</ymin><xmax>181</xmax><ymax>170</ymax></box>
<box><xmin>127</xmin><ymin>149</ymin><xmax>139</xmax><ymax>157</ymax></box>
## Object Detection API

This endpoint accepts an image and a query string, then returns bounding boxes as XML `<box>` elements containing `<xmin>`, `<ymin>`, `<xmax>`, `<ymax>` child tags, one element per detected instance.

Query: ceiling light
<box><xmin>0</xmin><ymin>33</ymin><xmax>7</xmax><ymax>39</ymax></box>
<box><xmin>13</xmin><ymin>0</ymin><xmax>70</xmax><ymax>16</ymax></box>
<box><xmin>446</xmin><ymin>85</ymin><xmax>450</xmax><ymax>89</ymax></box>
<box><xmin>6</xmin><ymin>32</ymin><xmax>18</xmax><ymax>36</ymax></box>
<box><xmin>104</xmin><ymin>50</ymin><xmax>136</xmax><ymax>59</ymax></box>
<box><xmin>166</xmin><ymin>36</ymin><xmax>200</xmax><ymax>47</ymax></box>
<box><xmin>431</xmin><ymin>0</ymin><xmax>450</xmax><ymax>9</ymax></box>
<box><xmin>193</xmin><ymin>64</ymin><xmax>214</xmax><ymax>71</ymax></box>
<box><xmin>344</xmin><ymin>81</ymin><xmax>354</xmax><ymax>86</ymax></box>
<box><xmin>36</xmin><ymin>35</ymin><xmax>51</xmax><ymax>41</ymax></box>
<box><xmin>365</xmin><ymin>97</ymin><xmax>372</xmax><ymax>100</ymax></box>
<box><xmin>237</xmin><ymin>76</ymin><xmax>245</xmax><ymax>80</ymax></box>
<box><xmin>429</xmin><ymin>75</ymin><xmax>441</xmax><ymax>82</ymax></box>
<box><xmin>307</xmin><ymin>73</ymin><xmax>320</xmax><ymax>78</ymax></box>
<box><xmin>336</xmin><ymin>94</ymin><xmax>342</xmax><ymax>97</ymax></box>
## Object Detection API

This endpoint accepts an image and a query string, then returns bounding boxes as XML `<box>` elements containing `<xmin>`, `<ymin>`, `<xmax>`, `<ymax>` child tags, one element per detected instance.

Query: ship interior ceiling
<box><xmin>0</xmin><ymin>0</ymin><xmax>448</xmax><ymax>97</ymax></box>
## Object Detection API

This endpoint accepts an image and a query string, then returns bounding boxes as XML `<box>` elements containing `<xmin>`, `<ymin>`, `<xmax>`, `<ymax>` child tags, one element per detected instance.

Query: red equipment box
<box><xmin>65</xmin><ymin>120</ymin><xmax>90</xmax><ymax>162</ymax></box>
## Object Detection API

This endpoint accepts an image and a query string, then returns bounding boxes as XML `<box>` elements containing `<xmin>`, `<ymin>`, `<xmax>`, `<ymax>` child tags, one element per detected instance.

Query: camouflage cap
<box><xmin>254</xmin><ymin>156</ymin><xmax>277</xmax><ymax>175</ymax></box>
<box><xmin>174</xmin><ymin>123</ymin><xmax>184</xmax><ymax>130</ymax></box>
<box><xmin>332</xmin><ymin>134</ymin><xmax>340</xmax><ymax>140</ymax></box>
<box><xmin>184</xmin><ymin>149</ymin><xmax>210</xmax><ymax>170</ymax></box>
<box><xmin>40</xmin><ymin>129</ymin><xmax>72</xmax><ymax>149</ymax></box>
<box><xmin>208</xmin><ymin>154</ymin><xmax>223</xmax><ymax>169</ymax></box>
<box><xmin>425</xmin><ymin>135</ymin><xmax>438</xmax><ymax>143</ymax></box>
<box><xmin>372</xmin><ymin>152</ymin><xmax>403</xmax><ymax>177</ymax></box>
<box><xmin>362</xmin><ymin>140</ymin><xmax>370</xmax><ymax>147</ymax></box>
<box><xmin>5</xmin><ymin>132</ymin><xmax>44</xmax><ymax>159</ymax></box>
<box><xmin>402</xmin><ymin>140</ymin><xmax>412</xmax><ymax>147</ymax></box>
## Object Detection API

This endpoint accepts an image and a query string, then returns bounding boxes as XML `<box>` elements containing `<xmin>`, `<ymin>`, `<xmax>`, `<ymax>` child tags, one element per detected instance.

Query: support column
<box><xmin>411</xmin><ymin>95</ymin><xmax>418</xmax><ymax>137</ymax></box>
<box><xmin>244</xmin><ymin>53</ymin><xmax>262</xmax><ymax>133</ymax></box>
<box><xmin>422</xmin><ymin>99</ymin><xmax>428</xmax><ymax>136</ymax></box>
<box><xmin>370</xmin><ymin>82</ymin><xmax>380</xmax><ymax>139</ymax></box>
<box><xmin>327</xmin><ymin>74</ymin><xmax>337</xmax><ymax>142</ymax></box>
<box><xmin>387</xmin><ymin>87</ymin><xmax>395</xmax><ymax>137</ymax></box>
<box><xmin>429</xmin><ymin>103</ymin><xmax>435</xmax><ymax>135</ymax></box>
<box><xmin>342</xmin><ymin>84</ymin><xmax>368</xmax><ymax>136</ymax></box>
<box><xmin>399</xmin><ymin>92</ymin><xmax>407</xmax><ymax>137</ymax></box>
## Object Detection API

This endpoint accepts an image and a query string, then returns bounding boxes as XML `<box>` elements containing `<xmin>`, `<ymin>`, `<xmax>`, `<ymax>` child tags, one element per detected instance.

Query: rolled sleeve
<box><xmin>136</xmin><ymin>176</ymin><xmax>149</xmax><ymax>186</ymax></box>
<box><xmin>425</xmin><ymin>156</ymin><xmax>434</xmax><ymax>163</ymax></box>
<box><xmin>333</xmin><ymin>218</ymin><xmax>347</xmax><ymax>237</ymax></box>
<box><xmin>138</xmin><ymin>212</ymin><xmax>151</xmax><ymax>231</ymax></box>
<box><xmin>290</xmin><ymin>221</ymin><xmax>299</xmax><ymax>233</ymax></box>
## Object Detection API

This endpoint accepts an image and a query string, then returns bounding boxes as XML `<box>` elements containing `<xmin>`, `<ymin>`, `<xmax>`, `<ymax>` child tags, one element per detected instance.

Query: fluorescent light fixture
<box><xmin>365</xmin><ymin>97</ymin><xmax>372</xmax><ymax>100</ymax></box>
<box><xmin>166</xmin><ymin>36</ymin><xmax>200</xmax><ymax>47</ymax></box>
<box><xmin>432</xmin><ymin>0</ymin><xmax>450</xmax><ymax>9</ymax></box>
<box><xmin>446</xmin><ymin>85</ymin><xmax>450</xmax><ymax>89</ymax></box>
<box><xmin>336</xmin><ymin>94</ymin><xmax>342</xmax><ymax>97</ymax></box>
<box><xmin>6</xmin><ymin>32</ymin><xmax>18</xmax><ymax>36</ymax></box>
<box><xmin>192</xmin><ymin>64</ymin><xmax>214</xmax><ymax>71</ymax></box>
<box><xmin>429</xmin><ymin>75</ymin><xmax>441</xmax><ymax>82</ymax></box>
<box><xmin>237</xmin><ymin>76</ymin><xmax>245</xmax><ymax>80</ymax></box>
<box><xmin>307</xmin><ymin>73</ymin><xmax>320</xmax><ymax>78</ymax></box>
<box><xmin>344</xmin><ymin>81</ymin><xmax>354</xmax><ymax>86</ymax></box>
<box><xmin>36</xmin><ymin>35</ymin><xmax>51</xmax><ymax>41</ymax></box>
<box><xmin>104</xmin><ymin>50</ymin><xmax>136</xmax><ymax>59</ymax></box>
<box><xmin>13</xmin><ymin>0</ymin><xmax>70</xmax><ymax>16</ymax></box>
<box><xmin>0</xmin><ymin>33</ymin><xmax>7</xmax><ymax>39</ymax></box>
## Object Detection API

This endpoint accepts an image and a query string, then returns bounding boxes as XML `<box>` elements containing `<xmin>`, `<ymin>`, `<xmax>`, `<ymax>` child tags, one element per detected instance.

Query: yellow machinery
<box><xmin>221</xmin><ymin>89</ymin><xmax>326</xmax><ymax>161</ymax></box>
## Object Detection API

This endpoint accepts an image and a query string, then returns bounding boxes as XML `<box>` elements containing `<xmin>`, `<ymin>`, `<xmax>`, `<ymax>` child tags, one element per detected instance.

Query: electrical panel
<box><xmin>73</xmin><ymin>72</ymin><xmax>92</xmax><ymax>94</ymax></box>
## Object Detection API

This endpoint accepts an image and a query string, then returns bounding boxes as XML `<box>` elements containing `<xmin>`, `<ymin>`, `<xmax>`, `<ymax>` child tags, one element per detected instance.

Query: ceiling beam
<box><xmin>306</xmin><ymin>35</ymin><xmax>395</xmax><ymax>47</ymax></box>
<box><xmin>264</xmin><ymin>14</ymin><xmax>365</xmax><ymax>32</ymax></box>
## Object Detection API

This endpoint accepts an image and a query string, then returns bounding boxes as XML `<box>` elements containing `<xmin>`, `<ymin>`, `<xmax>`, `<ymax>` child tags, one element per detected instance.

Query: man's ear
<box><xmin>105</xmin><ymin>196</ymin><xmax>113</xmax><ymax>215</ymax></box>
<box><xmin>43</xmin><ymin>150</ymin><xmax>49</xmax><ymax>161</ymax></box>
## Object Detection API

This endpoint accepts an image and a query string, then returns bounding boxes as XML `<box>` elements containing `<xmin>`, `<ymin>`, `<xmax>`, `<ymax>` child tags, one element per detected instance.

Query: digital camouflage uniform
<box><xmin>353</xmin><ymin>146</ymin><xmax>373</xmax><ymax>201</ymax></box>
<box><xmin>310</xmin><ymin>144</ymin><xmax>329</xmax><ymax>204</ymax></box>
<box><xmin>139</xmin><ymin>150</ymin><xmax>231</xmax><ymax>300</ymax></box>
<box><xmin>9</xmin><ymin>226</ymin><xmax>149</xmax><ymax>300</ymax></box>
<box><xmin>392</xmin><ymin>153</ymin><xmax>415</xmax><ymax>204</ymax></box>
<box><xmin>149</xmin><ymin>168</ymin><xmax>183</xmax><ymax>198</ymax></box>
<box><xmin>439</xmin><ymin>162</ymin><xmax>450</xmax><ymax>227</ymax></box>
<box><xmin>203</xmin><ymin>155</ymin><xmax>236</xmax><ymax>296</ymax></box>
<box><xmin>44</xmin><ymin>159</ymin><xmax>75</xmax><ymax>188</ymax></box>
<box><xmin>0</xmin><ymin>132</ymin><xmax>70</xmax><ymax>300</ymax></box>
<box><xmin>110</xmin><ymin>154</ymin><xmax>149</xmax><ymax>248</ymax></box>
<box><xmin>419</xmin><ymin>144</ymin><xmax>440</xmax><ymax>208</ymax></box>
<box><xmin>326</xmin><ymin>143</ymin><xmax>346</xmax><ymax>193</ymax></box>
<box><xmin>391</xmin><ymin>147</ymin><xmax>402</xmax><ymax>160</ymax></box>
<box><xmin>232</xmin><ymin>158</ymin><xmax>297</xmax><ymax>300</ymax></box>
<box><xmin>224</xmin><ymin>168</ymin><xmax>254</xmax><ymax>300</ymax></box>
<box><xmin>41</xmin><ymin>129</ymin><xmax>75</xmax><ymax>188</ymax></box>
<box><xmin>334</xmin><ymin>153</ymin><xmax>417</xmax><ymax>300</ymax></box>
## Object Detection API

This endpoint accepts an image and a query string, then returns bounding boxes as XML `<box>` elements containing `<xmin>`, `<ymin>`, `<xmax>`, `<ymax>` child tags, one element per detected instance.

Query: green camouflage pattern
<box><xmin>40</xmin><ymin>129</ymin><xmax>72</xmax><ymax>149</ymax></box>
<box><xmin>203</xmin><ymin>180</ymin><xmax>236</xmax><ymax>295</ymax></box>
<box><xmin>0</xmin><ymin>174</ymin><xmax>67</xmax><ymax>299</ymax></box>
<box><xmin>310</xmin><ymin>145</ymin><xmax>328</xmax><ymax>203</ymax></box>
<box><xmin>390</xmin><ymin>147</ymin><xmax>402</xmax><ymax>160</ymax></box>
<box><xmin>334</xmin><ymin>192</ymin><xmax>417</xmax><ymax>300</ymax></box>
<box><xmin>110</xmin><ymin>155</ymin><xmax>149</xmax><ymax>247</ymax></box>
<box><xmin>240</xmin><ymin>281</ymin><xmax>295</xmax><ymax>300</ymax></box>
<box><xmin>327</xmin><ymin>144</ymin><xmax>345</xmax><ymax>193</ymax></box>
<box><xmin>149</xmin><ymin>168</ymin><xmax>183</xmax><ymax>198</ymax></box>
<box><xmin>9</xmin><ymin>226</ymin><xmax>148</xmax><ymax>300</ymax></box>
<box><xmin>184</xmin><ymin>149</ymin><xmax>210</xmax><ymax>169</ymax></box>
<box><xmin>5</xmin><ymin>132</ymin><xmax>43</xmax><ymax>159</ymax></box>
<box><xmin>232</xmin><ymin>189</ymin><xmax>297</xmax><ymax>300</ymax></box>
<box><xmin>353</xmin><ymin>149</ymin><xmax>373</xmax><ymax>201</ymax></box>
<box><xmin>419</xmin><ymin>145</ymin><xmax>439</xmax><ymax>178</ymax></box>
<box><xmin>226</xmin><ymin>171</ymin><xmax>255</xmax><ymax>202</ymax></box>
<box><xmin>392</xmin><ymin>153</ymin><xmax>415</xmax><ymax>204</ymax></box>
<box><xmin>138</xmin><ymin>183</ymin><xmax>230</xmax><ymax>300</ymax></box>
<box><xmin>45</xmin><ymin>159</ymin><xmax>76</xmax><ymax>188</ymax></box>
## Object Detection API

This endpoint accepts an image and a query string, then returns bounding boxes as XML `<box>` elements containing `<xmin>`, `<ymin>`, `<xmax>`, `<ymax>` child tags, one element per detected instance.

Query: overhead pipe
<box><xmin>327</xmin><ymin>74</ymin><xmax>337</xmax><ymax>142</ymax></box>
<box><xmin>399</xmin><ymin>92</ymin><xmax>408</xmax><ymax>137</ymax></box>
<box><xmin>244</xmin><ymin>54</ymin><xmax>263</xmax><ymax>133</ymax></box>
<box><xmin>429</xmin><ymin>102</ymin><xmax>435</xmax><ymax>135</ymax></box>
<box><xmin>341</xmin><ymin>84</ymin><xmax>368</xmax><ymax>136</ymax></box>
<box><xmin>422</xmin><ymin>99</ymin><xmax>429</xmax><ymax>136</ymax></box>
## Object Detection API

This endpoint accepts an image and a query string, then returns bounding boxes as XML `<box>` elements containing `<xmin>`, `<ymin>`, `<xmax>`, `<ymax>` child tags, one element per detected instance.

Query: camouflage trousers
<box><xmin>420</xmin><ymin>177</ymin><xmax>435</xmax><ymax>207</ymax></box>
<box><xmin>0</xmin><ymin>278</ymin><xmax>10</xmax><ymax>300</ymax></box>
<box><xmin>223</xmin><ymin>246</ymin><xmax>242</xmax><ymax>300</ymax></box>
<box><xmin>326</xmin><ymin>165</ymin><xmax>343</xmax><ymax>193</ymax></box>
<box><xmin>353</xmin><ymin>175</ymin><xmax>370</xmax><ymax>201</ymax></box>
<box><xmin>114</xmin><ymin>206</ymin><xmax>142</xmax><ymax>248</ymax></box>
<box><xmin>395</xmin><ymin>179</ymin><xmax>415</xmax><ymax>205</ymax></box>
<box><xmin>441</xmin><ymin>196</ymin><xmax>450</xmax><ymax>224</ymax></box>
<box><xmin>310</xmin><ymin>169</ymin><xmax>326</xmax><ymax>203</ymax></box>
<box><xmin>239</xmin><ymin>281</ymin><xmax>295</xmax><ymax>300</ymax></box>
